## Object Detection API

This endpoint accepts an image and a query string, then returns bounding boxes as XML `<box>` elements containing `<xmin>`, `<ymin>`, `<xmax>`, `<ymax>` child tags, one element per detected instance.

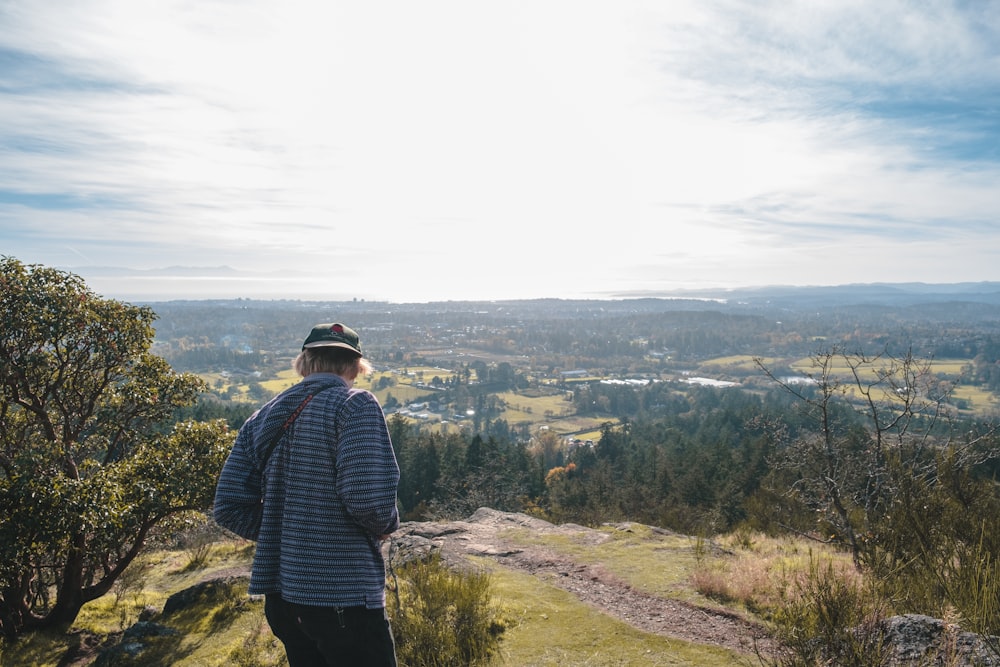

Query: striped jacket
<box><xmin>214</xmin><ymin>372</ymin><xmax>400</xmax><ymax>608</ymax></box>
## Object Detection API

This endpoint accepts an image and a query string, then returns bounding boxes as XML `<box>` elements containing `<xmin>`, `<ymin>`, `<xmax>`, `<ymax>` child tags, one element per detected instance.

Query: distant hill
<box><xmin>627</xmin><ymin>282</ymin><xmax>1000</xmax><ymax>308</ymax></box>
<box><xmin>58</xmin><ymin>264</ymin><xmax>1000</xmax><ymax>317</ymax></box>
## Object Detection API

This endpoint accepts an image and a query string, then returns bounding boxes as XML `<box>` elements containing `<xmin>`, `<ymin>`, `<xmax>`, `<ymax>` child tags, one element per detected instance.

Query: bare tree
<box><xmin>755</xmin><ymin>345</ymin><xmax>996</xmax><ymax>566</ymax></box>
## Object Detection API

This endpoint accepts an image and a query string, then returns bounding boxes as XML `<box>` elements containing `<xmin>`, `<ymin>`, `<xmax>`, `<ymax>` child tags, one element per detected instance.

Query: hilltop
<box><xmin>392</xmin><ymin>508</ymin><xmax>770</xmax><ymax>659</ymax></box>
<box><xmin>9</xmin><ymin>509</ymin><xmax>1000</xmax><ymax>666</ymax></box>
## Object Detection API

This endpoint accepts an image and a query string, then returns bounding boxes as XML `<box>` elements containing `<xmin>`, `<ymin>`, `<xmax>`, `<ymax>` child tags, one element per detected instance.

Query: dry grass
<box><xmin>688</xmin><ymin>530</ymin><xmax>860</xmax><ymax>617</ymax></box>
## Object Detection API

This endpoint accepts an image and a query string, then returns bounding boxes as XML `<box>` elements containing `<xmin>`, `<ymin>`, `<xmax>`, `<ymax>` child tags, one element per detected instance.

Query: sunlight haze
<box><xmin>2</xmin><ymin>1</ymin><xmax>998</xmax><ymax>302</ymax></box>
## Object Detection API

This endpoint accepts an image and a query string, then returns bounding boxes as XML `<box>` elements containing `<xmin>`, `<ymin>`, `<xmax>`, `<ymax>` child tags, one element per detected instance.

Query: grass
<box><xmin>257</xmin><ymin>368</ymin><xmax>298</xmax><ymax>394</ymax></box>
<box><xmin>2</xmin><ymin>523</ymin><xmax>775</xmax><ymax>667</ymax></box>
<box><xmin>782</xmin><ymin>355</ymin><xmax>1000</xmax><ymax>413</ymax></box>
<box><xmin>371</xmin><ymin>382</ymin><xmax>439</xmax><ymax>406</ymax></box>
<box><xmin>488</xmin><ymin>566</ymin><xmax>746</xmax><ymax>666</ymax></box>
<box><xmin>495</xmin><ymin>391</ymin><xmax>614</xmax><ymax>438</ymax></box>
<box><xmin>3</xmin><ymin>524</ymin><xmax>874</xmax><ymax>667</ymax></box>
<box><xmin>687</xmin><ymin>531</ymin><xmax>858</xmax><ymax>618</ymax></box>
<box><xmin>500</xmin><ymin>523</ymin><xmax>719</xmax><ymax>606</ymax></box>
<box><xmin>391</xmin><ymin>366</ymin><xmax>457</xmax><ymax>382</ymax></box>
<box><xmin>1</xmin><ymin>539</ymin><xmax>266</xmax><ymax>667</ymax></box>
<box><xmin>0</xmin><ymin>630</ymin><xmax>68</xmax><ymax>667</ymax></box>
<box><xmin>496</xmin><ymin>391</ymin><xmax>575</xmax><ymax>420</ymax></box>
<box><xmin>950</xmin><ymin>383</ymin><xmax>1000</xmax><ymax>412</ymax></box>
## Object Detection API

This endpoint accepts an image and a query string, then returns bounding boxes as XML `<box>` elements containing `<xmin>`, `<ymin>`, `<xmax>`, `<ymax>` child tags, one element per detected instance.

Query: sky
<box><xmin>1</xmin><ymin>0</ymin><xmax>999</xmax><ymax>303</ymax></box>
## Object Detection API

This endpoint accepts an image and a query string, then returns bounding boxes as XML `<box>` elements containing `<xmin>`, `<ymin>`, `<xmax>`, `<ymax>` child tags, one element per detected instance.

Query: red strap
<box><xmin>283</xmin><ymin>394</ymin><xmax>314</xmax><ymax>429</ymax></box>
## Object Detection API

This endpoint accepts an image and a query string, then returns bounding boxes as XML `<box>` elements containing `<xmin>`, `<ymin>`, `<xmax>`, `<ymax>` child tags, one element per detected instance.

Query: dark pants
<box><xmin>264</xmin><ymin>593</ymin><xmax>397</xmax><ymax>667</ymax></box>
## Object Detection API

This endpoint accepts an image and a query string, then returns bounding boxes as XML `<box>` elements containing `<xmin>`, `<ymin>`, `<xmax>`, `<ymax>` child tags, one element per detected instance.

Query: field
<box><xmin>701</xmin><ymin>355</ymin><xmax>973</xmax><ymax>378</ymax></box>
<box><xmin>698</xmin><ymin>354</ymin><xmax>999</xmax><ymax>413</ymax></box>
<box><xmin>200</xmin><ymin>352</ymin><xmax>998</xmax><ymax>443</ymax></box>
<box><xmin>195</xmin><ymin>368</ymin><xmax>298</xmax><ymax>402</ymax></box>
<box><xmin>198</xmin><ymin>367</ymin><xmax>443</xmax><ymax>406</ymax></box>
<box><xmin>785</xmin><ymin>356</ymin><xmax>998</xmax><ymax>411</ymax></box>
<box><xmin>257</xmin><ymin>368</ymin><xmax>298</xmax><ymax>394</ymax></box>
<box><xmin>788</xmin><ymin>356</ymin><xmax>973</xmax><ymax>379</ymax></box>
<box><xmin>698</xmin><ymin>355</ymin><xmax>775</xmax><ymax>372</ymax></box>
<box><xmin>496</xmin><ymin>390</ymin><xmax>575</xmax><ymax>423</ymax></box>
<box><xmin>950</xmin><ymin>384</ymin><xmax>1000</xmax><ymax>412</ymax></box>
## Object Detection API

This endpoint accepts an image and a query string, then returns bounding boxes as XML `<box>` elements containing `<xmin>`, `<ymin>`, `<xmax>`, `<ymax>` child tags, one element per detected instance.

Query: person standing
<box><xmin>214</xmin><ymin>322</ymin><xmax>400</xmax><ymax>666</ymax></box>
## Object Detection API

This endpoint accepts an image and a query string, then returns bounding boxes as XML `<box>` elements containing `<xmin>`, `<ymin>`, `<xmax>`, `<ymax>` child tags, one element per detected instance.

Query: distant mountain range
<box><xmin>65</xmin><ymin>265</ymin><xmax>1000</xmax><ymax>311</ymax></box>
<box><xmin>619</xmin><ymin>282</ymin><xmax>1000</xmax><ymax>308</ymax></box>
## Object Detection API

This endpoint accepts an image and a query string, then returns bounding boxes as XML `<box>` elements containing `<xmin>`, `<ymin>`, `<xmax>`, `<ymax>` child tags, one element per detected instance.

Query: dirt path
<box><xmin>391</xmin><ymin>508</ymin><xmax>773</xmax><ymax>659</ymax></box>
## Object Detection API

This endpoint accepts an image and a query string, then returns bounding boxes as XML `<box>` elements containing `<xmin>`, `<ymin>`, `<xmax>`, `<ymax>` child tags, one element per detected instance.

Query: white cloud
<box><xmin>1</xmin><ymin>0</ymin><xmax>999</xmax><ymax>301</ymax></box>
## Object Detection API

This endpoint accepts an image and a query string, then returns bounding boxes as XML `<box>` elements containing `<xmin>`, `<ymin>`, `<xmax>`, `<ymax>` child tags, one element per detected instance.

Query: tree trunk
<box><xmin>0</xmin><ymin>570</ymin><xmax>39</xmax><ymax>637</ymax></box>
<box><xmin>42</xmin><ymin>540</ymin><xmax>88</xmax><ymax>632</ymax></box>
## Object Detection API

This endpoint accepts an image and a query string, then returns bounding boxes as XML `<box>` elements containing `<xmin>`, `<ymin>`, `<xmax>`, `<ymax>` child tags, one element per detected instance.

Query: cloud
<box><xmin>0</xmin><ymin>0</ymin><xmax>998</xmax><ymax>301</ymax></box>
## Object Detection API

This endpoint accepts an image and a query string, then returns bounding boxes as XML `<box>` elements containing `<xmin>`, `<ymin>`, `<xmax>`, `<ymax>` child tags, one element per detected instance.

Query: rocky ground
<box><xmin>58</xmin><ymin>508</ymin><xmax>999</xmax><ymax>666</ymax></box>
<box><xmin>391</xmin><ymin>508</ymin><xmax>1000</xmax><ymax>666</ymax></box>
<box><xmin>390</xmin><ymin>507</ymin><xmax>773</xmax><ymax>659</ymax></box>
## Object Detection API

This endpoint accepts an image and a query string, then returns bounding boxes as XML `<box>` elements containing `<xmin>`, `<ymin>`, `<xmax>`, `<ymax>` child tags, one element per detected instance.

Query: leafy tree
<box><xmin>531</xmin><ymin>429</ymin><xmax>563</xmax><ymax>470</ymax></box>
<box><xmin>0</xmin><ymin>258</ymin><xmax>233</xmax><ymax>636</ymax></box>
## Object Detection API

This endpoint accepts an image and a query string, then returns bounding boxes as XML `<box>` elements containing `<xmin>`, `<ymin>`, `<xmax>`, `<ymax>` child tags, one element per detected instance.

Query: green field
<box><xmin>497</xmin><ymin>391</ymin><xmax>574</xmax><ymax>421</ymax></box>
<box><xmin>699</xmin><ymin>355</ymin><xmax>774</xmax><ymax>371</ymax></box>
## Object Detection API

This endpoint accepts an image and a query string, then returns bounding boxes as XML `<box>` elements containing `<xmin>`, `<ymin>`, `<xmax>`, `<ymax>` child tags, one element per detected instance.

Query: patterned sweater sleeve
<box><xmin>336</xmin><ymin>390</ymin><xmax>401</xmax><ymax>537</ymax></box>
<box><xmin>213</xmin><ymin>422</ymin><xmax>265</xmax><ymax>540</ymax></box>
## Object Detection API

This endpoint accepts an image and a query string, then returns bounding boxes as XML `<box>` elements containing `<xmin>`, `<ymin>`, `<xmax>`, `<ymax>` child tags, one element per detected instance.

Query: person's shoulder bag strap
<box><xmin>259</xmin><ymin>393</ymin><xmax>315</xmax><ymax>470</ymax></box>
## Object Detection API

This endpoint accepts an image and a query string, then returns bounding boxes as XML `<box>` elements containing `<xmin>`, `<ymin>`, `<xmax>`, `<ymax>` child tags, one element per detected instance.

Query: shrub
<box><xmin>860</xmin><ymin>450</ymin><xmax>1000</xmax><ymax>637</ymax></box>
<box><xmin>188</xmin><ymin>526</ymin><xmax>227</xmax><ymax>572</ymax></box>
<box><xmin>388</xmin><ymin>554</ymin><xmax>505</xmax><ymax>666</ymax></box>
<box><xmin>112</xmin><ymin>555</ymin><xmax>153</xmax><ymax>610</ymax></box>
<box><xmin>763</xmin><ymin>556</ymin><xmax>891</xmax><ymax>667</ymax></box>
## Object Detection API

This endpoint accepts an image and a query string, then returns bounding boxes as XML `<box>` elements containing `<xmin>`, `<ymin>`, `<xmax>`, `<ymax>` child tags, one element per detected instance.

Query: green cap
<box><xmin>302</xmin><ymin>322</ymin><xmax>362</xmax><ymax>356</ymax></box>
